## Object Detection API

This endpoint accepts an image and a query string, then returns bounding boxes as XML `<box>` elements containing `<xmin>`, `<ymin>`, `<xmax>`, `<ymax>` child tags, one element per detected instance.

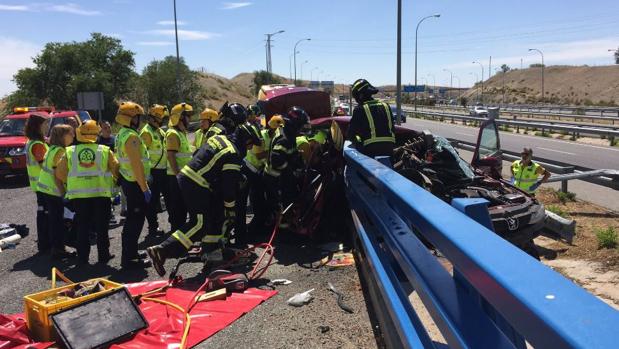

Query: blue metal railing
<box><xmin>344</xmin><ymin>142</ymin><xmax>619</xmax><ymax>348</ymax></box>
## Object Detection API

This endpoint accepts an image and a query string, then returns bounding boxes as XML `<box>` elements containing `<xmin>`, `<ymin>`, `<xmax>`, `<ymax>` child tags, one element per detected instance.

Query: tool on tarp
<box><xmin>328</xmin><ymin>282</ymin><xmax>354</xmax><ymax>314</ymax></box>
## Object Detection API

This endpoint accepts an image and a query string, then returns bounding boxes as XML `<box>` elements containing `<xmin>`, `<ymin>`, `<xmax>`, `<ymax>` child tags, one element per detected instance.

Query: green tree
<box><xmin>501</xmin><ymin>64</ymin><xmax>511</xmax><ymax>73</ymax></box>
<box><xmin>10</xmin><ymin>33</ymin><xmax>135</xmax><ymax>121</ymax></box>
<box><xmin>140</xmin><ymin>56</ymin><xmax>204</xmax><ymax>116</ymax></box>
<box><xmin>252</xmin><ymin>70</ymin><xmax>282</xmax><ymax>95</ymax></box>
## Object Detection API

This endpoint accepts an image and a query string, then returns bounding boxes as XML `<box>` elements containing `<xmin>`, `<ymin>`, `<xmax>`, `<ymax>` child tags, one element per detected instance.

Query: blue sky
<box><xmin>1</xmin><ymin>0</ymin><xmax>618</xmax><ymax>96</ymax></box>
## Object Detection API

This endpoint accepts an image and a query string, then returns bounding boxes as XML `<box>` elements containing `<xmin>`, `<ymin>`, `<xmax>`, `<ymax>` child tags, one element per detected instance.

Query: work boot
<box><xmin>147</xmin><ymin>245</ymin><xmax>167</xmax><ymax>277</ymax></box>
<box><xmin>97</xmin><ymin>253</ymin><xmax>115</xmax><ymax>265</ymax></box>
<box><xmin>148</xmin><ymin>227</ymin><xmax>165</xmax><ymax>237</ymax></box>
<box><xmin>51</xmin><ymin>248</ymin><xmax>77</xmax><ymax>260</ymax></box>
<box><xmin>121</xmin><ymin>258</ymin><xmax>152</xmax><ymax>270</ymax></box>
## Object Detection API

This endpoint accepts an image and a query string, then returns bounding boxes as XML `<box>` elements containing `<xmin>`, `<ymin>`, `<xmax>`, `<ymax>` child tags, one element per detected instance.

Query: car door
<box><xmin>471</xmin><ymin>119</ymin><xmax>503</xmax><ymax>179</ymax></box>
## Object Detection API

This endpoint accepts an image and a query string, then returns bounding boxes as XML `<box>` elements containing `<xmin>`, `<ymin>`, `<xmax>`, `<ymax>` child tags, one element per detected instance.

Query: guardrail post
<box><xmin>561</xmin><ymin>179</ymin><xmax>568</xmax><ymax>193</ymax></box>
<box><xmin>450</xmin><ymin>198</ymin><xmax>527</xmax><ymax>349</ymax></box>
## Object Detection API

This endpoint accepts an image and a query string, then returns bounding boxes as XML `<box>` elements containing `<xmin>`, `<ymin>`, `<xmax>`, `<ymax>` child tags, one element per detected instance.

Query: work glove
<box><xmin>143</xmin><ymin>189</ymin><xmax>152</xmax><ymax>203</ymax></box>
<box><xmin>529</xmin><ymin>180</ymin><xmax>543</xmax><ymax>192</ymax></box>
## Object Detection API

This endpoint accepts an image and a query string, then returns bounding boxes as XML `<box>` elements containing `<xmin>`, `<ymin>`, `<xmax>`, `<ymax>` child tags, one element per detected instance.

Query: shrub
<box><xmin>547</xmin><ymin>205</ymin><xmax>568</xmax><ymax>218</ymax></box>
<box><xmin>556</xmin><ymin>191</ymin><xmax>576</xmax><ymax>204</ymax></box>
<box><xmin>596</xmin><ymin>227</ymin><xmax>618</xmax><ymax>249</ymax></box>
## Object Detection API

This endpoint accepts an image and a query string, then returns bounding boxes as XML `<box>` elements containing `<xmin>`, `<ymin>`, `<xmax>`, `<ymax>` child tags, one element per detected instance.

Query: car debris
<box><xmin>287</xmin><ymin>289</ymin><xmax>314</xmax><ymax>307</ymax></box>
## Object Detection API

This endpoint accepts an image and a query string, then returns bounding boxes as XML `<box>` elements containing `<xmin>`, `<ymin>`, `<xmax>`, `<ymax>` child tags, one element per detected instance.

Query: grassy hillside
<box><xmin>464</xmin><ymin>65</ymin><xmax>619</xmax><ymax>106</ymax></box>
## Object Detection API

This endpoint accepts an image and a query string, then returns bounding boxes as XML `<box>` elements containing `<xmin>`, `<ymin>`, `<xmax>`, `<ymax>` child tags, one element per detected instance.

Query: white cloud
<box><xmin>446</xmin><ymin>37</ymin><xmax>619</xmax><ymax>70</ymax></box>
<box><xmin>157</xmin><ymin>20</ymin><xmax>187</xmax><ymax>26</ymax></box>
<box><xmin>48</xmin><ymin>3</ymin><xmax>101</xmax><ymax>16</ymax></box>
<box><xmin>0</xmin><ymin>4</ymin><xmax>29</xmax><ymax>11</ymax></box>
<box><xmin>221</xmin><ymin>2</ymin><xmax>252</xmax><ymax>10</ymax></box>
<box><xmin>104</xmin><ymin>33</ymin><xmax>124</xmax><ymax>39</ymax></box>
<box><xmin>0</xmin><ymin>3</ymin><xmax>101</xmax><ymax>16</ymax></box>
<box><xmin>145</xmin><ymin>29</ymin><xmax>219</xmax><ymax>41</ymax></box>
<box><xmin>137</xmin><ymin>41</ymin><xmax>174</xmax><ymax>46</ymax></box>
<box><xmin>0</xmin><ymin>37</ymin><xmax>40</xmax><ymax>97</ymax></box>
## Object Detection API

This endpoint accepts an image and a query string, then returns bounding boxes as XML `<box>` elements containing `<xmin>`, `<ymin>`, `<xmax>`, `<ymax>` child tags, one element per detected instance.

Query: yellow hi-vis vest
<box><xmin>26</xmin><ymin>139</ymin><xmax>48</xmax><ymax>191</ymax></box>
<box><xmin>37</xmin><ymin>145</ymin><xmax>63</xmax><ymax>197</ymax></box>
<box><xmin>195</xmin><ymin>129</ymin><xmax>206</xmax><ymax>149</ymax></box>
<box><xmin>65</xmin><ymin>144</ymin><xmax>114</xmax><ymax>199</ymax></box>
<box><xmin>361</xmin><ymin>100</ymin><xmax>395</xmax><ymax>146</ymax></box>
<box><xmin>140</xmin><ymin>124</ymin><xmax>167</xmax><ymax>170</ymax></box>
<box><xmin>116</xmin><ymin>127</ymin><xmax>151</xmax><ymax>181</ymax></box>
<box><xmin>244</xmin><ymin>126</ymin><xmax>266</xmax><ymax>173</ymax></box>
<box><xmin>512</xmin><ymin>160</ymin><xmax>541</xmax><ymax>193</ymax></box>
<box><xmin>166</xmin><ymin>128</ymin><xmax>192</xmax><ymax>176</ymax></box>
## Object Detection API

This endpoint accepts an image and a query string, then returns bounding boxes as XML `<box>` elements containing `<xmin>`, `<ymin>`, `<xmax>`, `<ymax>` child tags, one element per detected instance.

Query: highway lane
<box><xmin>403</xmin><ymin>117</ymin><xmax>619</xmax><ymax>170</ymax></box>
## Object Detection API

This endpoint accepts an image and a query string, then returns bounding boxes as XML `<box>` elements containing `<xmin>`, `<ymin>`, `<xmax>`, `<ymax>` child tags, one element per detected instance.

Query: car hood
<box><xmin>0</xmin><ymin>135</ymin><xmax>27</xmax><ymax>147</ymax></box>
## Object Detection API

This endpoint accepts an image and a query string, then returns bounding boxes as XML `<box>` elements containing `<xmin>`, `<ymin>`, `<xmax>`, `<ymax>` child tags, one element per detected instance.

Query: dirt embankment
<box><xmin>464</xmin><ymin>65</ymin><xmax>619</xmax><ymax>106</ymax></box>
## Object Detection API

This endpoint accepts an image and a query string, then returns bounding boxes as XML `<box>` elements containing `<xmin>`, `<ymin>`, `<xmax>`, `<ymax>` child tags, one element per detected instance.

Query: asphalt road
<box><xmin>404</xmin><ymin>117</ymin><xmax>619</xmax><ymax>170</ymax></box>
<box><xmin>0</xmin><ymin>176</ymin><xmax>375</xmax><ymax>348</ymax></box>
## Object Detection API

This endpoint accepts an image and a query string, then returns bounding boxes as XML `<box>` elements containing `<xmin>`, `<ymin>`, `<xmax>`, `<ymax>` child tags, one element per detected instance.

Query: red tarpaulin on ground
<box><xmin>2</xmin><ymin>280</ymin><xmax>277</xmax><ymax>349</ymax></box>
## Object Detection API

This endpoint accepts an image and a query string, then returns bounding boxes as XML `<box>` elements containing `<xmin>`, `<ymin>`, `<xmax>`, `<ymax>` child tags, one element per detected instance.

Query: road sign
<box><xmin>77</xmin><ymin>92</ymin><xmax>104</xmax><ymax>121</ymax></box>
<box><xmin>404</xmin><ymin>85</ymin><xmax>425</xmax><ymax>93</ymax></box>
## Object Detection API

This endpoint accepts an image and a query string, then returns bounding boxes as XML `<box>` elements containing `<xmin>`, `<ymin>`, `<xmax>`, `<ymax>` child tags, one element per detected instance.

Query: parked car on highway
<box><xmin>261</xmin><ymin>86</ymin><xmax>545</xmax><ymax>257</ymax></box>
<box><xmin>390</xmin><ymin>105</ymin><xmax>407</xmax><ymax>124</ymax></box>
<box><xmin>470</xmin><ymin>104</ymin><xmax>489</xmax><ymax>117</ymax></box>
<box><xmin>0</xmin><ymin>107</ymin><xmax>91</xmax><ymax>178</ymax></box>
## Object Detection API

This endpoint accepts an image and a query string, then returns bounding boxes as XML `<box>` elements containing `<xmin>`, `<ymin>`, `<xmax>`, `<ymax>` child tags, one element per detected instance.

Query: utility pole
<box><xmin>529</xmin><ymin>48</ymin><xmax>545</xmax><ymax>102</ymax></box>
<box><xmin>414</xmin><ymin>13</ymin><xmax>441</xmax><ymax>111</ymax></box>
<box><xmin>396</xmin><ymin>0</ymin><xmax>402</xmax><ymax>125</ymax></box>
<box><xmin>173</xmin><ymin>0</ymin><xmax>181</xmax><ymax>99</ymax></box>
<box><xmin>443</xmin><ymin>68</ymin><xmax>453</xmax><ymax>99</ymax></box>
<box><xmin>265</xmin><ymin>30</ymin><xmax>285</xmax><ymax>74</ymax></box>
<box><xmin>489</xmin><ymin>56</ymin><xmax>492</xmax><ymax>79</ymax></box>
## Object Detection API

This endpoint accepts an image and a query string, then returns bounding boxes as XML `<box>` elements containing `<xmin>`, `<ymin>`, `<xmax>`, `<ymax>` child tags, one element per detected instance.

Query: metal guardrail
<box><xmin>452</xmin><ymin>140</ymin><xmax>619</xmax><ymax>191</ymax></box>
<box><xmin>407</xmin><ymin>109</ymin><xmax>619</xmax><ymax>141</ymax></box>
<box><xmin>344</xmin><ymin>142</ymin><xmax>619</xmax><ymax>349</ymax></box>
<box><xmin>497</xmin><ymin>104</ymin><xmax>619</xmax><ymax>117</ymax></box>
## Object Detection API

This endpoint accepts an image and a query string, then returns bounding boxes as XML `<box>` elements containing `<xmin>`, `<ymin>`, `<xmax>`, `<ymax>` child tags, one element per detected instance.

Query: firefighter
<box><xmin>24</xmin><ymin>112</ymin><xmax>51</xmax><ymax>254</ymax></box>
<box><xmin>55</xmin><ymin>120</ymin><xmax>119</xmax><ymax>264</ymax></box>
<box><xmin>37</xmin><ymin>124</ymin><xmax>76</xmax><ymax>259</ymax></box>
<box><xmin>166</xmin><ymin>103</ymin><xmax>194</xmax><ymax>232</ymax></box>
<box><xmin>247</xmin><ymin>104</ymin><xmax>263</xmax><ymax>128</ymax></box>
<box><xmin>146</xmin><ymin>123</ymin><xmax>263</xmax><ymax>276</ymax></box>
<box><xmin>140</xmin><ymin>104</ymin><xmax>169</xmax><ymax>236</ymax></box>
<box><xmin>347</xmin><ymin>78</ymin><xmax>395</xmax><ymax>158</ymax></box>
<box><xmin>510</xmin><ymin>147</ymin><xmax>550</xmax><ymax>195</ymax></box>
<box><xmin>194</xmin><ymin>108</ymin><xmax>220</xmax><ymax>149</ymax></box>
<box><xmin>115</xmin><ymin>102</ymin><xmax>152</xmax><ymax>269</ymax></box>
<box><xmin>263</xmin><ymin>107</ymin><xmax>310</xmax><ymax>221</ymax></box>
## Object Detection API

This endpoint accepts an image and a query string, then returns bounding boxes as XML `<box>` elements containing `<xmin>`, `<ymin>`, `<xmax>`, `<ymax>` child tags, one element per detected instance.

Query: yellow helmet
<box><xmin>76</xmin><ymin>120</ymin><xmax>101</xmax><ymax>143</ymax></box>
<box><xmin>148</xmin><ymin>104</ymin><xmax>169</xmax><ymax>121</ymax></box>
<box><xmin>268</xmin><ymin>114</ymin><xmax>284</xmax><ymax>129</ymax></box>
<box><xmin>115</xmin><ymin>101</ymin><xmax>145</xmax><ymax>127</ymax></box>
<box><xmin>169</xmin><ymin>103</ymin><xmax>194</xmax><ymax>127</ymax></box>
<box><xmin>199</xmin><ymin>108</ymin><xmax>220</xmax><ymax>122</ymax></box>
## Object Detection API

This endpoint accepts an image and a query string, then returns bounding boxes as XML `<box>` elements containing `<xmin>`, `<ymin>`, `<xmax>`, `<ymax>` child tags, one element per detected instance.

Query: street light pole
<box><xmin>414</xmin><ymin>13</ymin><xmax>441</xmax><ymax>111</ymax></box>
<box><xmin>300</xmin><ymin>60</ymin><xmax>309</xmax><ymax>81</ymax></box>
<box><xmin>528</xmin><ymin>48</ymin><xmax>544</xmax><ymax>102</ymax></box>
<box><xmin>293</xmin><ymin>38</ymin><xmax>311</xmax><ymax>85</ymax></box>
<box><xmin>469</xmin><ymin>72</ymin><xmax>479</xmax><ymax>102</ymax></box>
<box><xmin>396</xmin><ymin>0</ymin><xmax>402</xmax><ymax>125</ymax></box>
<box><xmin>453</xmin><ymin>76</ymin><xmax>461</xmax><ymax>99</ymax></box>
<box><xmin>265</xmin><ymin>30</ymin><xmax>285</xmax><ymax>74</ymax></box>
<box><xmin>289</xmin><ymin>51</ymin><xmax>299</xmax><ymax>81</ymax></box>
<box><xmin>443</xmin><ymin>68</ymin><xmax>453</xmax><ymax>99</ymax></box>
<box><xmin>311</xmin><ymin>67</ymin><xmax>318</xmax><ymax>81</ymax></box>
<box><xmin>173</xmin><ymin>0</ymin><xmax>181</xmax><ymax>99</ymax></box>
<box><xmin>472</xmin><ymin>61</ymin><xmax>484</xmax><ymax>103</ymax></box>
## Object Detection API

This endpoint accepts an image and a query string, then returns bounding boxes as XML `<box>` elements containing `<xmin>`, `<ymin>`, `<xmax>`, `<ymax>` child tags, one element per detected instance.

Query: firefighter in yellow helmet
<box><xmin>55</xmin><ymin>120</ymin><xmax>119</xmax><ymax>264</ymax></box>
<box><xmin>166</xmin><ymin>103</ymin><xmax>193</xmax><ymax>232</ymax></box>
<box><xmin>140</xmin><ymin>104</ymin><xmax>170</xmax><ymax>236</ymax></box>
<box><xmin>114</xmin><ymin>101</ymin><xmax>153</xmax><ymax>269</ymax></box>
<box><xmin>194</xmin><ymin>108</ymin><xmax>220</xmax><ymax>149</ymax></box>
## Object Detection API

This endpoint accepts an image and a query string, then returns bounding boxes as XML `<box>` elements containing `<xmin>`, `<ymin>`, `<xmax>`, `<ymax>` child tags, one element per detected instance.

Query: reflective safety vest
<box><xmin>512</xmin><ymin>160</ymin><xmax>541</xmax><ymax>193</ymax></box>
<box><xmin>140</xmin><ymin>124</ymin><xmax>167</xmax><ymax>170</ymax></box>
<box><xmin>166</xmin><ymin>128</ymin><xmax>192</xmax><ymax>176</ymax></box>
<box><xmin>359</xmin><ymin>100</ymin><xmax>395</xmax><ymax>146</ymax></box>
<box><xmin>195</xmin><ymin>129</ymin><xmax>207</xmax><ymax>149</ymax></box>
<box><xmin>116</xmin><ymin>127</ymin><xmax>151</xmax><ymax>181</ymax></box>
<box><xmin>26</xmin><ymin>139</ymin><xmax>48</xmax><ymax>191</ymax></box>
<box><xmin>65</xmin><ymin>144</ymin><xmax>114</xmax><ymax>199</ymax></box>
<box><xmin>244</xmin><ymin>126</ymin><xmax>266</xmax><ymax>173</ymax></box>
<box><xmin>264</xmin><ymin>128</ymin><xmax>295</xmax><ymax>177</ymax></box>
<box><xmin>180</xmin><ymin>135</ymin><xmax>241</xmax><ymax>190</ymax></box>
<box><xmin>37</xmin><ymin>145</ymin><xmax>64</xmax><ymax>197</ymax></box>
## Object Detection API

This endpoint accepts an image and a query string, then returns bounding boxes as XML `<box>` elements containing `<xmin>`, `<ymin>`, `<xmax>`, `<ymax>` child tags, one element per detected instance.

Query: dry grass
<box><xmin>536</xmin><ymin>188</ymin><xmax>619</xmax><ymax>269</ymax></box>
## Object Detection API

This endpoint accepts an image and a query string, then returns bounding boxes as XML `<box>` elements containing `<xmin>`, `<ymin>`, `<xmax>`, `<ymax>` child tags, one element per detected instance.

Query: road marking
<box><xmin>537</xmin><ymin>147</ymin><xmax>576</xmax><ymax>155</ymax></box>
